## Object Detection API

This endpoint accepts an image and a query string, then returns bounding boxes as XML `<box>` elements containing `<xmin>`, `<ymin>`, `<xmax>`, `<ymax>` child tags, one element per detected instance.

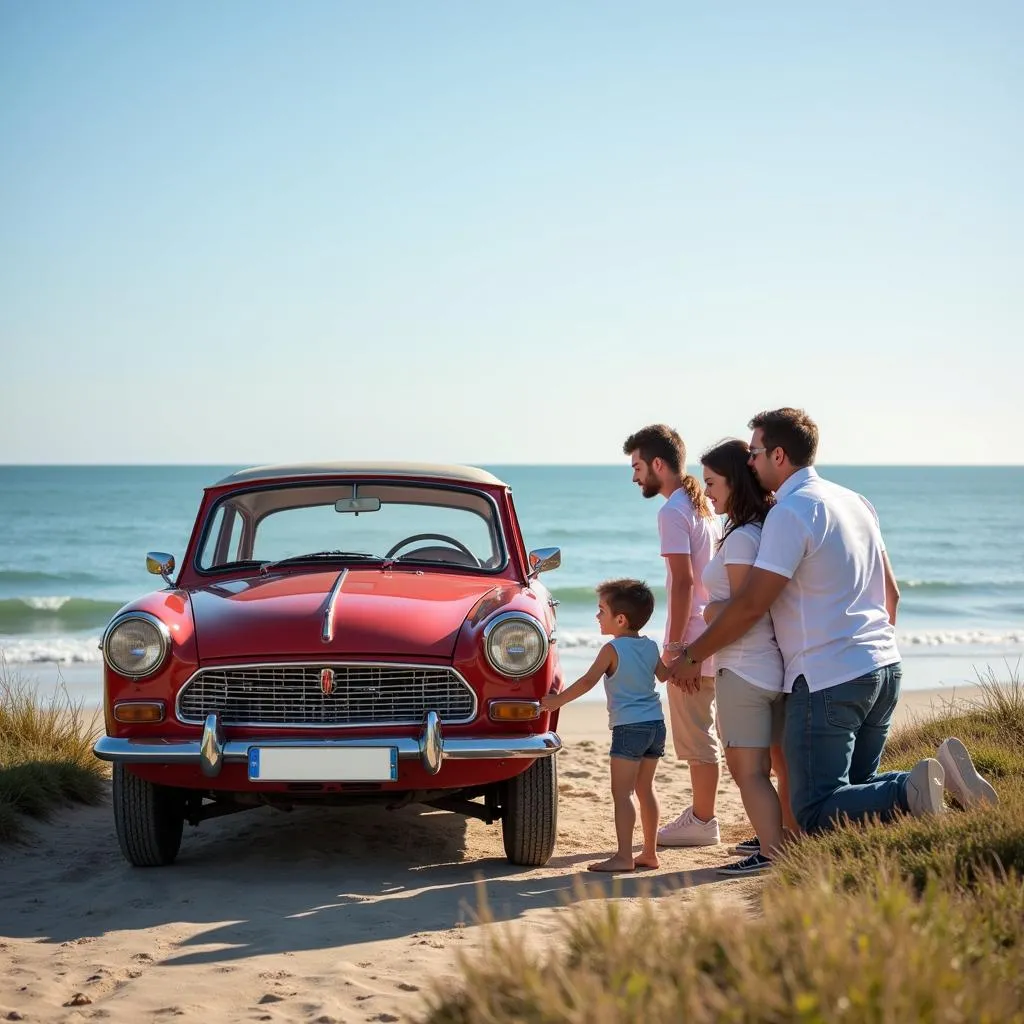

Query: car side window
<box><xmin>200</xmin><ymin>504</ymin><xmax>243</xmax><ymax>567</ymax></box>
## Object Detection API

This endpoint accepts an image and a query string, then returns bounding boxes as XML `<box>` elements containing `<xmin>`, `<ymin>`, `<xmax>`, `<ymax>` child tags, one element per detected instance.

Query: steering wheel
<box><xmin>385</xmin><ymin>533</ymin><xmax>481</xmax><ymax>566</ymax></box>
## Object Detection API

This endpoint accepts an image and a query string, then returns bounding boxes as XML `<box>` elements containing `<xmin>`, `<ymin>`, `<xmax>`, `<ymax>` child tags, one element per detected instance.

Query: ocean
<box><xmin>1</xmin><ymin>465</ymin><xmax>1022</xmax><ymax>705</ymax></box>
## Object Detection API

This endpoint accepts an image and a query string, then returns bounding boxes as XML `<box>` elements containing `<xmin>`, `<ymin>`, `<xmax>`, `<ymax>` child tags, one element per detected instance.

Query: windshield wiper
<box><xmin>208</xmin><ymin>558</ymin><xmax>265</xmax><ymax>570</ymax></box>
<box><xmin>259</xmin><ymin>551</ymin><xmax>382</xmax><ymax>575</ymax></box>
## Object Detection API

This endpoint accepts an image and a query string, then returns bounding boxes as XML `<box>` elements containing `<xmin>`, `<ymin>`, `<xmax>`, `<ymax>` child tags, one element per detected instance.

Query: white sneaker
<box><xmin>905</xmin><ymin>758</ymin><xmax>945</xmax><ymax>817</ymax></box>
<box><xmin>657</xmin><ymin>806</ymin><xmax>720</xmax><ymax>847</ymax></box>
<box><xmin>936</xmin><ymin>737</ymin><xmax>999</xmax><ymax>809</ymax></box>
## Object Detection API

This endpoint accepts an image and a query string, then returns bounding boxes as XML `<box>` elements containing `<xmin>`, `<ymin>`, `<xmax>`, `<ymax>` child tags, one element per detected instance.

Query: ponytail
<box><xmin>681</xmin><ymin>474</ymin><xmax>713</xmax><ymax>519</ymax></box>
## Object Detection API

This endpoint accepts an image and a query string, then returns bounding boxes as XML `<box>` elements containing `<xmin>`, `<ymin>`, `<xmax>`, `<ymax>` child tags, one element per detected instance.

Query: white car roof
<box><xmin>215</xmin><ymin>462</ymin><xmax>507</xmax><ymax>487</ymax></box>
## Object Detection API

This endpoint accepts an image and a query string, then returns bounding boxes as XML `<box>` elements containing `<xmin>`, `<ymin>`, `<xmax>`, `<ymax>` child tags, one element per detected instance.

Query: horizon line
<box><xmin>2</xmin><ymin>461</ymin><xmax>1022</xmax><ymax>469</ymax></box>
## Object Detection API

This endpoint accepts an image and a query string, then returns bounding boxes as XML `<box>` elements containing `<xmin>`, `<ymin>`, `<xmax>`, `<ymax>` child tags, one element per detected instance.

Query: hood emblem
<box><xmin>320</xmin><ymin>668</ymin><xmax>336</xmax><ymax>696</ymax></box>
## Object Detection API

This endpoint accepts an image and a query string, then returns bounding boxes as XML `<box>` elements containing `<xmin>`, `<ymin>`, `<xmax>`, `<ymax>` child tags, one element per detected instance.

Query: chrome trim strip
<box><xmin>173</xmin><ymin>660</ymin><xmax>479</xmax><ymax>729</ymax></box>
<box><xmin>482</xmin><ymin>611</ymin><xmax>550</xmax><ymax>678</ymax></box>
<box><xmin>93</xmin><ymin>730</ymin><xmax>562</xmax><ymax>767</ymax></box>
<box><xmin>439</xmin><ymin>732</ymin><xmax>561</xmax><ymax>758</ymax></box>
<box><xmin>101</xmin><ymin>611</ymin><xmax>172</xmax><ymax>680</ymax></box>
<box><xmin>321</xmin><ymin>569</ymin><xmax>349</xmax><ymax>642</ymax></box>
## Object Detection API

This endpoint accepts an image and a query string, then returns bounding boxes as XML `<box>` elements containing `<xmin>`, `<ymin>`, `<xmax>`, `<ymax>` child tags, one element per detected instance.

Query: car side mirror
<box><xmin>146</xmin><ymin>552</ymin><xmax>176</xmax><ymax>587</ymax></box>
<box><xmin>528</xmin><ymin>547</ymin><xmax>561</xmax><ymax>577</ymax></box>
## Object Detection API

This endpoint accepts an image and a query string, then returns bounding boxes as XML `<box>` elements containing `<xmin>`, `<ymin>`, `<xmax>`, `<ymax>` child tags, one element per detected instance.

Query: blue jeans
<box><xmin>784</xmin><ymin>664</ymin><xmax>910</xmax><ymax>833</ymax></box>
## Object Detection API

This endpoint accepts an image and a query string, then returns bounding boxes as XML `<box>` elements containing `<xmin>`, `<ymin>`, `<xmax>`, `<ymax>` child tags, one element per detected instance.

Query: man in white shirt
<box><xmin>670</xmin><ymin>408</ymin><xmax>997</xmax><ymax>832</ymax></box>
<box><xmin>624</xmin><ymin>424</ymin><xmax>723</xmax><ymax>846</ymax></box>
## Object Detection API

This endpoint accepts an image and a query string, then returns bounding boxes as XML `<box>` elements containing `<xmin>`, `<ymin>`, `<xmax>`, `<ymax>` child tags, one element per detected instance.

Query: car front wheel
<box><xmin>112</xmin><ymin>763</ymin><xmax>186</xmax><ymax>867</ymax></box>
<box><xmin>501</xmin><ymin>756</ymin><xmax>557</xmax><ymax>866</ymax></box>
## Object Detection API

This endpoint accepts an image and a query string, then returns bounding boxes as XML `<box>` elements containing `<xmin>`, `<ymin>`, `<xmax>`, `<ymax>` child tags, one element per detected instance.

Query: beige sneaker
<box><xmin>657</xmin><ymin>806</ymin><xmax>720</xmax><ymax>847</ymax></box>
<box><xmin>905</xmin><ymin>758</ymin><xmax>945</xmax><ymax>817</ymax></box>
<box><xmin>937</xmin><ymin>737</ymin><xmax>999</xmax><ymax>809</ymax></box>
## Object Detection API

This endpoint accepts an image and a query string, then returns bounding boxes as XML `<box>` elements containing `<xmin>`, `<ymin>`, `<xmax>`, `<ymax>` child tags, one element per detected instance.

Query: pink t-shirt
<box><xmin>657</xmin><ymin>488</ymin><xmax>720</xmax><ymax>665</ymax></box>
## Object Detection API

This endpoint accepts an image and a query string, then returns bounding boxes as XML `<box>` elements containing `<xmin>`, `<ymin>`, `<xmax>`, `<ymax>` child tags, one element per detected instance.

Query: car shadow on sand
<box><xmin>0</xmin><ymin>793</ymin><xmax>736</xmax><ymax>965</ymax></box>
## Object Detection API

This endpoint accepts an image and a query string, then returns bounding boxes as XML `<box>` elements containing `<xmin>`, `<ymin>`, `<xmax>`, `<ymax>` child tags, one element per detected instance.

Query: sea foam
<box><xmin>556</xmin><ymin>628</ymin><xmax>1024</xmax><ymax>652</ymax></box>
<box><xmin>0</xmin><ymin>636</ymin><xmax>104</xmax><ymax>664</ymax></box>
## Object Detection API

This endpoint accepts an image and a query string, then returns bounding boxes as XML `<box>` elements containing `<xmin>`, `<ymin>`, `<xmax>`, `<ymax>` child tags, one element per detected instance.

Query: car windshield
<box><xmin>197</xmin><ymin>481</ymin><xmax>506</xmax><ymax>573</ymax></box>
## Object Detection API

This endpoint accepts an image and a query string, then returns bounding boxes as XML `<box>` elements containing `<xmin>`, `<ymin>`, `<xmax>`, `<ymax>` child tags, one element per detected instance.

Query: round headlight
<box><xmin>103</xmin><ymin>613</ymin><xmax>170</xmax><ymax>678</ymax></box>
<box><xmin>484</xmin><ymin>613</ymin><xmax>548</xmax><ymax>678</ymax></box>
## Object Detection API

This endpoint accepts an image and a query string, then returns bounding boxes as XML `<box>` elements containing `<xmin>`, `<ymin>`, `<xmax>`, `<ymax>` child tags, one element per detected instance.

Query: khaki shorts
<box><xmin>666</xmin><ymin>675</ymin><xmax>720</xmax><ymax>764</ymax></box>
<box><xmin>716</xmin><ymin>667</ymin><xmax>785</xmax><ymax>748</ymax></box>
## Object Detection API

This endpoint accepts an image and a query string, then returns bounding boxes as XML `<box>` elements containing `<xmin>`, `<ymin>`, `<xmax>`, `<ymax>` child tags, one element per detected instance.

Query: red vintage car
<box><xmin>93</xmin><ymin>463</ymin><xmax>563</xmax><ymax>867</ymax></box>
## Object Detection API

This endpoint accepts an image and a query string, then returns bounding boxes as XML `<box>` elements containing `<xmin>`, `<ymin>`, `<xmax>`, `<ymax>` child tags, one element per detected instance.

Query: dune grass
<box><xmin>774</xmin><ymin>672</ymin><xmax>1024</xmax><ymax>894</ymax></box>
<box><xmin>422</xmin><ymin>672</ymin><xmax>1024</xmax><ymax>1024</ymax></box>
<box><xmin>882</xmin><ymin>668</ymin><xmax>1024</xmax><ymax>778</ymax></box>
<box><xmin>423</xmin><ymin>865</ymin><xmax>1024</xmax><ymax>1024</ymax></box>
<box><xmin>0</xmin><ymin>657</ymin><xmax>106</xmax><ymax>842</ymax></box>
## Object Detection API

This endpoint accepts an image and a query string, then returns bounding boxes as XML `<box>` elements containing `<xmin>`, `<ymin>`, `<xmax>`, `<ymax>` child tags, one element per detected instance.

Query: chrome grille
<box><xmin>176</xmin><ymin>663</ymin><xmax>476</xmax><ymax>727</ymax></box>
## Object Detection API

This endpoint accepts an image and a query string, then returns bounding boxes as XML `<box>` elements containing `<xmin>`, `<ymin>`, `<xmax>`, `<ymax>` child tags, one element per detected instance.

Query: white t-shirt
<box><xmin>657</xmin><ymin>488</ymin><xmax>720</xmax><ymax>660</ymax></box>
<box><xmin>701</xmin><ymin>523</ymin><xmax>784</xmax><ymax>692</ymax></box>
<box><xmin>755</xmin><ymin>467</ymin><xmax>900</xmax><ymax>693</ymax></box>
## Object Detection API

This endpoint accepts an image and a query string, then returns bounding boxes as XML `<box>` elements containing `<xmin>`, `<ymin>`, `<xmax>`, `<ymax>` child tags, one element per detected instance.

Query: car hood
<box><xmin>189</xmin><ymin>569</ymin><xmax>502</xmax><ymax>662</ymax></box>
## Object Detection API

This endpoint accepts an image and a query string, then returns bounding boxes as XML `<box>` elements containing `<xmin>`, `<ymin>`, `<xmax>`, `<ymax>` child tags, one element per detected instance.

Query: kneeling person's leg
<box><xmin>850</xmin><ymin>662</ymin><xmax>902</xmax><ymax>785</ymax></box>
<box><xmin>788</xmin><ymin>671</ymin><xmax>914</xmax><ymax>832</ymax></box>
<box><xmin>784</xmin><ymin>675</ymin><xmax>859</xmax><ymax>833</ymax></box>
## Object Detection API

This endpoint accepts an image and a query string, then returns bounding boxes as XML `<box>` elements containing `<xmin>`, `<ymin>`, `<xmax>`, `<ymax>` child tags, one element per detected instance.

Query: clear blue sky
<box><xmin>1</xmin><ymin>2</ymin><xmax>1020</xmax><ymax>465</ymax></box>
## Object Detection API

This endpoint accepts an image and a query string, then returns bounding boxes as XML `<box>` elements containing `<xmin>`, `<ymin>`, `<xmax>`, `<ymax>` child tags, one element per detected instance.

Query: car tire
<box><xmin>112</xmin><ymin>763</ymin><xmax>186</xmax><ymax>867</ymax></box>
<box><xmin>501</xmin><ymin>756</ymin><xmax>557</xmax><ymax>866</ymax></box>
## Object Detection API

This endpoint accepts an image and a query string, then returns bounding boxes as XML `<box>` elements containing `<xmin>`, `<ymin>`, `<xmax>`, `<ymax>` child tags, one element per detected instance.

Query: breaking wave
<box><xmin>0</xmin><ymin>636</ymin><xmax>104</xmax><ymax>664</ymax></box>
<box><xmin>0</xmin><ymin>597</ymin><xmax>124</xmax><ymax>635</ymax></box>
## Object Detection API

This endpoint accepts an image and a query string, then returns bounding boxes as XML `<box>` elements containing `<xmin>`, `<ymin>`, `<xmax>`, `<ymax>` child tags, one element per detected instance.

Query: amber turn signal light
<box><xmin>488</xmin><ymin>700</ymin><xmax>542</xmax><ymax>722</ymax></box>
<box><xmin>113</xmin><ymin>701</ymin><xmax>165</xmax><ymax>724</ymax></box>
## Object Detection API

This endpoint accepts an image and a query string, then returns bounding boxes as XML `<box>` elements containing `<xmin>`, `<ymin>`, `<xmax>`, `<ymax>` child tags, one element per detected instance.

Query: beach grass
<box><xmin>422</xmin><ymin>673</ymin><xmax>1024</xmax><ymax>1024</ymax></box>
<box><xmin>0</xmin><ymin>658</ymin><xmax>106</xmax><ymax>842</ymax></box>
<box><xmin>423</xmin><ymin>865</ymin><xmax>1024</xmax><ymax>1023</ymax></box>
<box><xmin>881</xmin><ymin>667</ymin><xmax>1024</xmax><ymax>778</ymax></box>
<box><xmin>775</xmin><ymin>671</ymin><xmax>1024</xmax><ymax>893</ymax></box>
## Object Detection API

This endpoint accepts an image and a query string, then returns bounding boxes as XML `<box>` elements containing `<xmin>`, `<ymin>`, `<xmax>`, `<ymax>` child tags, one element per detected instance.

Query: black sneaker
<box><xmin>717</xmin><ymin>853</ymin><xmax>772</xmax><ymax>877</ymax></box>
<box><xmin>729</xmin><ymin>835</ymin><xmax>760</xmax><ymax>855</ymax></box>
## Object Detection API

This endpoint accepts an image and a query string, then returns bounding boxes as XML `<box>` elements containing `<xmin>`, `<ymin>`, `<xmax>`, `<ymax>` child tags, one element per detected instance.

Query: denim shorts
<box><xmin>610</xmin><ymin>719</ymin><xmax>667</xmax><ymax>761</ymax></box>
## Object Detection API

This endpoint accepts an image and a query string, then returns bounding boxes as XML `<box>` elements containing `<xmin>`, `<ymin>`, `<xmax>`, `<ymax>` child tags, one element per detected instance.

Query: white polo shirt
<box><xmin>658</xmin><ymin>488</ymin><xmax>719</xmax><ymax>655</ymax></box>
<box><xmin>755</xmin><ymin>467</ymin><xmax>900</xmax><ymax>692</ymax></box>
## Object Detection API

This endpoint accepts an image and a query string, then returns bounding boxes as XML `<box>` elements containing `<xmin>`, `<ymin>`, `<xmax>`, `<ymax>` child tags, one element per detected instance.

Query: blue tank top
<box><xmin>605</xmin><ymin>636</ymin><xmax>664</xmax><ymax>728</ymax></box>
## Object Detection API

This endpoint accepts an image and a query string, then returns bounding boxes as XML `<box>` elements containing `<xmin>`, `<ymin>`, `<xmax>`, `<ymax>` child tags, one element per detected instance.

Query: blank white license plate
<box><xmin>247</xmin><ymin>746</ymin><xmax>398</xmax><ymax>782</ymax></box>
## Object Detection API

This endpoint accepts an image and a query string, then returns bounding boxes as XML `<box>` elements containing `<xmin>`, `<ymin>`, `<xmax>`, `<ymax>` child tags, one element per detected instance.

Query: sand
<box><xmin>0</xmin><ymin>685</ymin><xmax>985</xmax><ymax>1023</ymax></box>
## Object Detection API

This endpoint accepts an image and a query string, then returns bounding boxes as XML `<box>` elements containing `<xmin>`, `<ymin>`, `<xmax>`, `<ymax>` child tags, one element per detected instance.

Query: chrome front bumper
<box><xmin>92</xmin><ymin>710</ymin><xmax>562</xmax><ymax>779</ymax></box>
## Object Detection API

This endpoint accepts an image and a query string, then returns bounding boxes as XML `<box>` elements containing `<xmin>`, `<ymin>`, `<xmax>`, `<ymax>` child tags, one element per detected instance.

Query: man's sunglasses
<box><xmin>747</xmin><ymin>447</ymin><xmax>768</xmax><ymax>461</ymax></box>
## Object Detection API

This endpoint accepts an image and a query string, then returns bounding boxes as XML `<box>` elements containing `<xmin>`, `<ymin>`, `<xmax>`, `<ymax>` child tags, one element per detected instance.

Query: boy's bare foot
<box><xmin>587</xmin><ymin>855</ymin><xmax>636</xmax><ymax>872</ymax></box>
<box><xmin>634</xmin><ymin>853</ymin><xmax>660</xmax><ymax>870</ymax></box>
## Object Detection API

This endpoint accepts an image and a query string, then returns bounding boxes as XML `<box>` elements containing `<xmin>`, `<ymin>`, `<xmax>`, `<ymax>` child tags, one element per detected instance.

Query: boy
<box><xmin>541</xmin><ymin>579</ymin><xmax>670</xmax><ymax>872</ymax></box>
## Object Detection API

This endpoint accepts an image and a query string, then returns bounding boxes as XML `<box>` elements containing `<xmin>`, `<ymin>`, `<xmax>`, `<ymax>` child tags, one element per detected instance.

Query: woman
<box><xmin>700</xmin><ymin>438</ymin><xmax>797</xmax><ymax>875</ymax></box>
